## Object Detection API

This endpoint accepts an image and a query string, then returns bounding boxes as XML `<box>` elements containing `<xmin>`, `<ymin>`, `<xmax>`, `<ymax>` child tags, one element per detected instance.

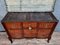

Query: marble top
<box><xmin>1</xmin><ymin>12</ymin><xmax>57</xmax><ymax>22</ymax></box>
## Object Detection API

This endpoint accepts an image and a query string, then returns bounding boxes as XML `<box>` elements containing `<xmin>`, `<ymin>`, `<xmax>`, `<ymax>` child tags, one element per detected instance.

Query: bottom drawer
<box><xmin>37</xmin><ymin>29</ymin><xmax>51</xmax><ymax>38</ymax></box>
<box><xmin>8</xmin><ymin>29</ymin><xmax>23</xmax><ymax>38</ymax></box>
<box><xmin>24</xmin><ymin>29</ymin><xmax>37</xmax><ymax>38</ymax></box>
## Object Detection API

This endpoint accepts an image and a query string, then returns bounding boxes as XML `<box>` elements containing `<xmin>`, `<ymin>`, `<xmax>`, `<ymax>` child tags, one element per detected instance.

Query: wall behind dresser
<box><xmin>53</xmin><ymin>0</ymin><xmax>60</xmax><ymax>32</ymax></box>
<box><xmin>0</xmin><ymin>0</ymin><xmax>7</xmax><ymax>31</ymax></box>
<box><xmin>0</xmin><ymin>0</ymin><xmax>60</xmax><ymax>31</ymax></box>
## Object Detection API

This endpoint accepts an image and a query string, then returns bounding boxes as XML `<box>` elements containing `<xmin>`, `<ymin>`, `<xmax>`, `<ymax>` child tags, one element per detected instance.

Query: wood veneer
<box><xmin>1</xmin><ymin>12</ymin><xmax>58</xmax><ymax>43</ymax></box>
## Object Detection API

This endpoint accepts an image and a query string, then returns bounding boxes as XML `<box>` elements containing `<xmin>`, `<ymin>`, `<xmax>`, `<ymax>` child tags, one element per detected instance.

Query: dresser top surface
<box><xmin>1</xmin><ymin>12</ymin><xmax>58</xmax><ymax>22</ymax></box>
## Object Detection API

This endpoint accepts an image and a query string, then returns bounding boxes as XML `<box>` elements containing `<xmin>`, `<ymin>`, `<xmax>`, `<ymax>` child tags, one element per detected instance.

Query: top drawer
<box><xmin>23</xmin><ymin>22</ymin><xmax>37</xmax><ymax>28</ymax></box>
<box><xmin>4</xmin><ymin>22</ymin><xmax>22</xmax><ymax>29</ymax></box>
<box><xmin>38</xmin><ymin>22</ymin><xmax>55</xmax><ymax>28</ymax></box>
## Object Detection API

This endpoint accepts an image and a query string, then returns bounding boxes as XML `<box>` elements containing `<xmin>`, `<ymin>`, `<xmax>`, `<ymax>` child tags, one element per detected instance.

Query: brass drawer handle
<box><xmin>29</xmin><ymin>26</ymin><xmax>32</xmax><ymax>30</ymax></box>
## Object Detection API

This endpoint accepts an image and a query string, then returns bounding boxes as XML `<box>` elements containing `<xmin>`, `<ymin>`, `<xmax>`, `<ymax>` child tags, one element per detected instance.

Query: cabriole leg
<box><xmin>47</xmin><ymin>37</ymin><xmax>51</xmax><ymax>43</ymax></box>
<box><xmin>8</xmin><ymin>37</ymin><xmax>13</xmax><ymax>43</ymax></box>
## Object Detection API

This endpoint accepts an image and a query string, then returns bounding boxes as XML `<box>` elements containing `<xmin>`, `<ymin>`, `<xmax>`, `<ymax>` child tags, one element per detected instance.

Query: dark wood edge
<box><xmin>1</xmin><ymin>22</ymin><xmax>11</xmax><ymax>37</ymax></box>
<box><xmin>1</xmin><ymin>22</ymin><xmax>13</xmax><ymax>43</ymax></box>
<box><xmin>0</xmin><ymin>31</ymin><xmax>5</xmax><ymax>32</ymax></box>
<box><xmin>1</xmin><ymin>13</ymin><xmax>8</xmax><ymax>23</ymax></box>
<box><xmin>50</xmin><ymin>13</ymin><xmax>59</xmax><ymax>22</ymax></box>
<box><xmin>48</xmin><ymin>22</ymin><xmax>58</xmax><ymax>38</ymax></box>
<box><xmin>11</xmin><ymin>37</ymin><xmax>48</xmax><ymax>39</ymax></box>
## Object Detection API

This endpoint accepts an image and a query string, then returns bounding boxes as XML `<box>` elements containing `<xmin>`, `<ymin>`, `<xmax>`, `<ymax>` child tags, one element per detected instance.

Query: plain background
<box><xmin>0</xmin><ymin>0</ymin><xmax>60</xmax><ymax>31</ymax></box>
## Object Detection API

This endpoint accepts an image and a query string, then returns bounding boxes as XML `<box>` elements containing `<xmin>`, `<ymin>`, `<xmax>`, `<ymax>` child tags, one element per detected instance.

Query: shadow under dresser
<box><xmin>1</xmin><ymin>12</ymin><xmax>58</xmax><ymax>43</ymax></box>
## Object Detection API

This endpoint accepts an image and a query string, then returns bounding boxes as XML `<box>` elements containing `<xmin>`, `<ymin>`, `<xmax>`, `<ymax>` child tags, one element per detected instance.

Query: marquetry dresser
<box><xmin>1</xmin><ymin>0</ymin><xmax>58</xmax><ymax>43</ymax></box>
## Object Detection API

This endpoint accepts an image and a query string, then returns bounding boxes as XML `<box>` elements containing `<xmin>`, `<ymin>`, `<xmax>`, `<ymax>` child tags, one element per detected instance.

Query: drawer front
<box><xmin>8</xmin><ymin>29</ymin><xmax>23</xmax><ymax>38</ymax></box>
<box><xmin>24</xmin><ymin>29</ymin><xmax>37</xmax><ymax>37</ymax></box>
<box><xmin>23</xmin><ymin>22</ymin><xmax>37</xmax><ymax>28</ymax></box>
<box><xmin>37</xmin><ymin>29</ymin><xmax>51</xmax><ymax>38</ymax></box>
<box><xmin>4</xmin><ymin>22</ymin><xmax>22</xmax><ymax>29</ymax></box>
<box><xmin>38</xmin><ymin>22</ymin><xmax>54</xmax><ymax>28</ymax></box>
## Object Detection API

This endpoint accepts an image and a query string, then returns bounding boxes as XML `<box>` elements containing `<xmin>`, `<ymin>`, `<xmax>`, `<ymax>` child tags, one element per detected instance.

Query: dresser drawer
<box><xmin>4</xmin><ymin>22</ymin><xmax>22</xmax><ymax>29</ymax></box>
<box><xmin>38</xmin><ymin>22</ymin><xmax>54</xmax><ymax>28</ymax></box>
<box><xmin>37</xmin><ymin>29</ymin><xmax>51</xmax><ymax>38</ymax></box>
<box><xmin>23</xmin><ymin>22</ymin><xmax>37</xmax><ymax>28</ymax></box>
<box><xmin>24</xmin><ymin>29</ymin><xmax>37</xmax><ymax>37</ymax></box>
<box><xmin>8</xmin><ymin>29</ymin><xmax>23</xmax><ymax>38</ymax></box>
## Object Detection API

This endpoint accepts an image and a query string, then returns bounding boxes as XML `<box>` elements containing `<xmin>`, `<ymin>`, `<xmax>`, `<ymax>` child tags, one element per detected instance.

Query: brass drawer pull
<box><xmin>29</xmin><ymin>26</ymin><xmax>32</xmax><ymax>30</ymax></box>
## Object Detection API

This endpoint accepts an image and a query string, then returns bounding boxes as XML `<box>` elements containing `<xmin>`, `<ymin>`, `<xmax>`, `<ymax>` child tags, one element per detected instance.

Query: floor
<box><xmin>0</xmin><ymin>32</ymin><xmax>60</xmax><ymax>45</ymax></box>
